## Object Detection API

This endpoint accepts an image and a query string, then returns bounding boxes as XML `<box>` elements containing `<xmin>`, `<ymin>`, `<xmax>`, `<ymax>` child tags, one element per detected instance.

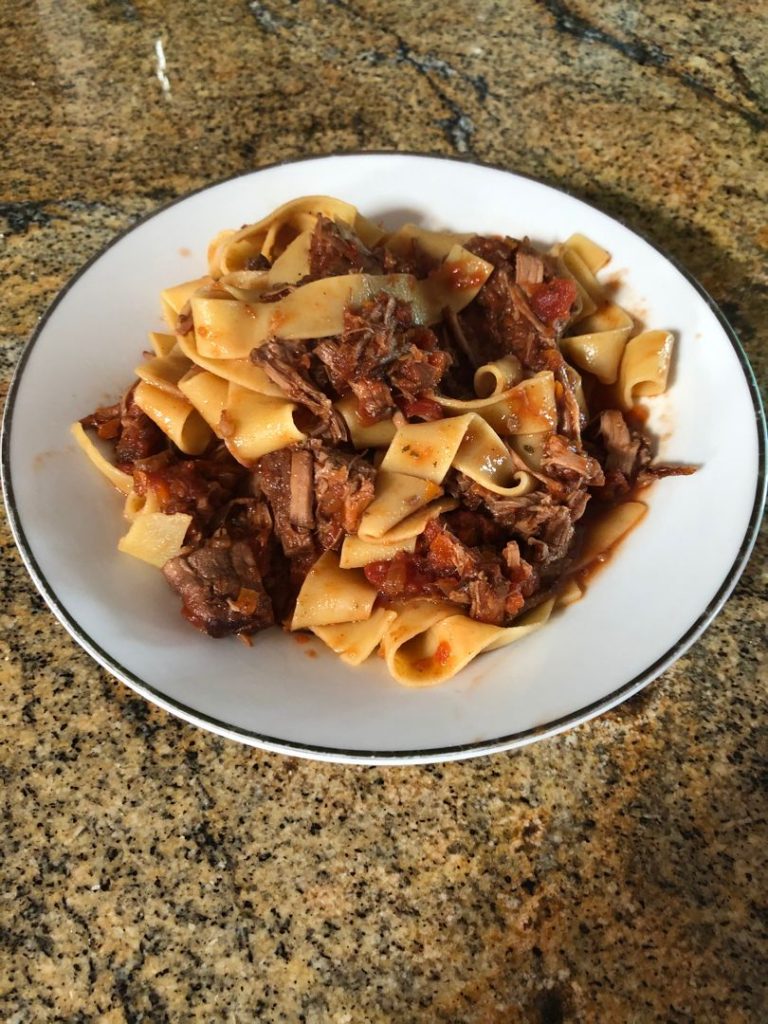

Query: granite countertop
<box><xmin>1</xmin><ymin>2</ymin><xmax>766</xmax><ymax>1020</ymax></box>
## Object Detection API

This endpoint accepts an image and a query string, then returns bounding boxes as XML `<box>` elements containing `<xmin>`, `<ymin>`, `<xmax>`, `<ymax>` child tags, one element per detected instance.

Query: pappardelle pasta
<box><xmin>76</xmin><ymin>196</ymin><xmax>692</xmax><ymax>686</ymax></box>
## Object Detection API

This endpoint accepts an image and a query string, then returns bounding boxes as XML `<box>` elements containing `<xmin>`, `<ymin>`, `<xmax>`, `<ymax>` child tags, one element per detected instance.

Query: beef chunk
<box><xmin>256</xmin><ymin>442</ymin><xmax>375</xmax><ymax>555</ymax></box>
<box><xmin>465</xmin><ymin>234</ymin><xmax>578</xmax><ymax>378</ymax></box>
<box><xmin>465</xmin><ymin>235</ymin><xmax>519</xmax><ymax>267</ymax></box>
<box><xmin>515</xmin><ymin>247</ymin><xmax>545</xmax><ymax>288</ymax></box>
<box><xmin>81</xmin><ymin>387</ymin><xmax>168</xmax><ymax>471</ymax></box>
<box><xmin>363</xmin><ymin>518</ymin><xmax>537</xmax><ymax>626</ymax></box>
<box><xmin>314</xmin><ymin>294</ymin><xmax>449</xmax><ymax>424</ymax></box>
<box><xmin>388</xmin><ymin>335</ymin><xmax>451</xmax><ymax>403</ymax></box>
<box><xmin>466</xmin><ymin>570</ymin><xmax>512</xmax><ymax>625</ymax></box>
<box><xmin>313</xmin><ymin>444</ymin><xmax>376</xmax><ymax>550</ymax></box>
<box><xmin>255</xmin><ymin>448</ymin><xmax>316</xmax><ymax>557</ymax></box>
<box><xmin>163</xmin><ymin>500</ymin><xmax>274</xmax><ymax>637</ymax></box>
<box><xmin>348</xmin><ymin>377</ymin><xmax>396</xmax><ymax>424</ymax></box>
<box><xmin>447</xmin><ymin>473</ymin><xmax>581</xmax><ymax>571</ymax></box>
<box><xmin>115</xmin><ymin>394</ymin><xmax>168</xmax><ymax>470</ymax></box>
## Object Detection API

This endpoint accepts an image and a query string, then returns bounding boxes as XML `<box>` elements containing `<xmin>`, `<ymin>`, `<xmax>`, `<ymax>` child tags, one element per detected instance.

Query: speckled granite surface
<box><xmin>1</xmin><ymin>1</ymin><xmax>766</xmax><ymax>1020</ymax></box>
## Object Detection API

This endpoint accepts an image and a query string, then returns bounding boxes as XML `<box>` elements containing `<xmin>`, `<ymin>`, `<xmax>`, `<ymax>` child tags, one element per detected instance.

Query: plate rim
<box><xmin>2</xmin><ymin>150</ymin><xmax>766</xmax><ymax>765</ymax></box>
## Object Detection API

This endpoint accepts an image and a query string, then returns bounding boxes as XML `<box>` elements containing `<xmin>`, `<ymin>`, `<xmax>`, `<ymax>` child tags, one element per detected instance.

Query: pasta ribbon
<box><xmin>71</xmin><ymin>422</ymin><xmax>133</xmax><ymax>495</ymax></box>
<box><xmin>134</xmin><ymin>381</ymin><xmax>213</xmax><ymax>455</ymax></box>
<box><xmin>160</xmin><ymin>276</ymin><xmax>211</xmax><ymax>330</ymax></box>
<box><xmin>573</xmin><ymin>501</ymin><xmax>647</xmax><ymax>570</ymax></box>
<box><xmin>340</xmin><ymin>534</ymin><xmax>417</xmax><ymax>569</ymax></box>
<box><xmin>208</xmin><ymin>196</ymin><xmax>386</xmax><ymax>275</ymax></box>
<box><xmin>618</xmin><ymin>330</ymin><xmax>674</xmax><ymax>409</ymax></box>
<box><xmin>191</xmin><ymin>250</ymin><xmax>491</xmax><ymax>360</ymax></box>
<box><xmin>560</xmin><ymin>304</ymin><xmax>634</xmax><ymax>385</ymax></box>
<box><xmin>291</xmin><ymin>550</ymin><xmax>378</xmax><ymax>630</ymax></box>
<box><xmin>380</xmin><ymin>414</ymin><xmax>535</xmax><ymax>495</ymax></box>
<box><xmin>221</xmin><ymin>383</ymin><xmax>305</xmax><ymax>465</ymax></box>
<box><xmin>177</xmin><ymin>370</ymin><xmax>229</xmax><ymax>433</ymax></box>
<box><xmin>123</xmin><ymin>487</ymin><xmax>160</xmax><ymax>522</ymax></box>
<box><xmin>135</xmin><ymin>350</ymin><xmax>191</xmax><ymax>397</ymax></box>
<box><xmin>311</xmin><ymin>607</ymin><xmax>398</xmax><ymax>666</ymax></box>
<box><xmin>148</xmin><ymin>331</ymin><xmax>178</xmax><ymax>358</ymax></box>
<box><xmin>436</xmin><ymin>373</ymin><xmax>557</xmax><ymax>435</ymax></box>
<box><xmin>117</xmin><ymin>511</ymin><xmax>192</xmax><ymax>568</ymax></box>
<box><xmin>383</xmin><ymin>223</ymin><xmax>471</xmax><ymax>261</ymax></box>
<box><xmin>382</xmin><ymin>599</ymin><xmax>555</xmax><ymax>686</ymax></box>
<box><xmin>176</xmin><ymin>328</ymin><xmax>285</xmax><ymax>396</ymax></box>
<box><xmin>361</xmin><ymin>497</ymin><xmax>457</xmax><ymax>545</ymax></box>
<box><xmin>473</xmin><ymin>355</ymin><xmax>523</xmax><ymax>398</ymax></box>
<box><xmin>190</xmin><ymin>278</ymin><xmax>411</xmax><ymax>358</ymax></box>
<box><xmin>335</xmin><ymin>394</ymin><xmax>397</xmax><ymax>449</ymax></box>
<box><xmin>564</xmin><ymin>233</ymin><xmax>611</xmax><ymax>274</ymax></box>
<box><xmin>218</xmin><ymin>229</ymin><xmax>315</xmax><ymax>301</ymax></box>
<box><xmin>558</xmin><ymin>245</ymin><xmax>604</xmax><ymax>309</ymax></box>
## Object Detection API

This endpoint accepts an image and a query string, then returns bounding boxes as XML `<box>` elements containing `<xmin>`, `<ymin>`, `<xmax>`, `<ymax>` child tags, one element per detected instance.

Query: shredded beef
<box><xmin>251</xmin><ymin>340</ymin><xmax>347</xmax><ymax>442</ymax></box>
<box><xmin>542</xmin><ymin>434</ymin><xmax>604</xmax><ymax>487</ymax></box>
<box><xmin>597</xmin><ymin>409</ymin><xmax>652</xmax><ymax>478</ymax></box>
<box><xmin>375</xmin><ymin>237</ymin><xmax>442</xmax><ymax>277</ymax></box>
<box><xmin>314</xmin><ymin>294</ymin><xmax>449</xmax><ymax>424</ymax></box>
<box><xmin>446</xmin><ymin>472</ymin><xmax>584</xmax><ymax>573</ymax></box>
<box><xmin>348</xmin><ymin>377</ymin><xmax>396</xmax><ymax>424</ymax></box>
<box><xmin>465</xmin><ymin>235</ymin><xmax>519</xmax><ymax>267</ymax></box>
<box><xmin>314</xmin><ymin>294</ymin><xmax>406</xmax><ymax>393</ymax></box>
<box><xmin>363</xmin><ymin>517</ymin><xmax>538</xmax><ymax>626</ymax></box>
<box><xmin>80</xmin><ymin>401</ymin><xmax>121</xmax><ymax>440</ymax></box>
<box><xmin>516</xmin><ymin>247</ymin><xmax>545</xmax><ymax>288</ymax></box>
<box><xmin>309</xmin><ymin>215</ymin><xmax>383</xmax><ymax>277</ymax></box>
<box><xmin>389</xmin><ymin>343</ymin><xmax>451</xmax><ymax>402</ymax></box>
<box><xmin>463</xmin><ymin>238</ymin><xmax>579</xmax><ymax>397</ymax></box>
<box><xmin>557</xmin><ymin>365</ymin><xmax>584</xmax><ymax>443</ymax></box>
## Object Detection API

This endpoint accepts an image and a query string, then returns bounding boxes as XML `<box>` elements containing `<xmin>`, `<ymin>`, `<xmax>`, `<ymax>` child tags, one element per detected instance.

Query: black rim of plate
<box><xmin>2</xmin><ymin>152</ymin><xmax>766</xmax><ymax>763</ymax></box>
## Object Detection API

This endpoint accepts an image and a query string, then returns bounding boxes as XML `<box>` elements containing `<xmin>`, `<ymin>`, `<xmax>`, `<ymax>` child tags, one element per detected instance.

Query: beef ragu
<box><xmin>76</xmin><ymin>197</ymin><xmax>692</xmax><ymax>685</ymax></box>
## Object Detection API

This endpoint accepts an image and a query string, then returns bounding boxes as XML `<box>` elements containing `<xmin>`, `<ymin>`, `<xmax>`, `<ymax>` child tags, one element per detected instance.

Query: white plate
<box><xmin>2</xmin><ymin>154</ymin><xmax>765</xmax><ymax>764</ymax></box>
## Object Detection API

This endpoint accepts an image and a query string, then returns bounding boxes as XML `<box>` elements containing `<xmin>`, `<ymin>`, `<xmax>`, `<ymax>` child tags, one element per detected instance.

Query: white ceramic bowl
<box><xmin>2</xmin><ymin>154</ymin><xmax>765</xmax><ymax>763</ymax></box>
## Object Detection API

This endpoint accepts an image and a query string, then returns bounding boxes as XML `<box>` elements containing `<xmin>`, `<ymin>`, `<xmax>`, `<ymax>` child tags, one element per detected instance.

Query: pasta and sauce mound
<box><xmin>75</xmin><ymin>197</ymin><xmax>691</xmax><ymax>686</ymax></box>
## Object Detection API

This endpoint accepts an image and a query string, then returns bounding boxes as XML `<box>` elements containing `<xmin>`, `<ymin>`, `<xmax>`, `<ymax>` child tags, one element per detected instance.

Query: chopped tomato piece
<box><xmin>401</xmin><ymin>397</ymin><xmax>444</xmax><ymax>421</ymax></box>
<box><xmin>529</xmin><ymin>277</ymin><xmax>577</xmax><ymax>326</ymax></box>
